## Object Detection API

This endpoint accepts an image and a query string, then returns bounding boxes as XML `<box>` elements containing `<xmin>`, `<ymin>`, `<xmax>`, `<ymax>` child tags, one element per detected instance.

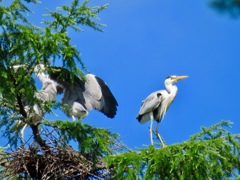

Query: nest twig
<box><xmin>0</xmin><ymin>132</ymin><xmax>108</xmax><ymax>180</ymax></box>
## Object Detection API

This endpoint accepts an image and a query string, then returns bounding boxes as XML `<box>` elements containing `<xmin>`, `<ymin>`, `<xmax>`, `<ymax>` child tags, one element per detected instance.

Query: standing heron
<box><xmin>136</xmin><ymin>75</ymin><xmax>188</xmax><ymax>147</ymax></box>
<box><xmin>48</xmin><ymin>66</ymin><xmax>118</xmax><ymax>121</ymax></box>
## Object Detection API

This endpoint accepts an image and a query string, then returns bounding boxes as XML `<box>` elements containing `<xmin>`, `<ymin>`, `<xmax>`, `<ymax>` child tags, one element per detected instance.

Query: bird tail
<box><xmin>136</xmin><ymin>114</ymin><xmax>150</xmax><ymax>124</ymax></box>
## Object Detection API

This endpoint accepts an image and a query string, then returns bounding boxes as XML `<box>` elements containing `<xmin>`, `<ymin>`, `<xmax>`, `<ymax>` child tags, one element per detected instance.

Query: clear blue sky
<box><xmin>2</xmin><ymin>0</ymin><xmax>240</xmax><ymax>149</ymax></box>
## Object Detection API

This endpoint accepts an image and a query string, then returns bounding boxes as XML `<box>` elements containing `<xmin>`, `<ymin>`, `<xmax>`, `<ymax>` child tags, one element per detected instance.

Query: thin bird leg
<box><xmin>72</xmin><ymin>115</ymin><xmax>76</xmax><ymax>121</ymax></box>
<box><xmin>155</xmin><ymin>122</ymin><xmax>167</xmax><ymax>148</ymax></box>
<box><xmin>20</xmin><ymin>123</ymin><xmax>27</xmax><ymax>143</ymax></box>
<box><xmin>149</xmin><ymin>112</ymin><xmax>154</xmax><ymax>145</ymax></box>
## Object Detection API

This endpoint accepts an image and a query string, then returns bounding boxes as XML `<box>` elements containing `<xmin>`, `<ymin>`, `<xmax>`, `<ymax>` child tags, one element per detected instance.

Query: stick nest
<box><xmin>0</xmin><ymin>143</ymin><xmax>107</xmax><ymax>179</ymax></box>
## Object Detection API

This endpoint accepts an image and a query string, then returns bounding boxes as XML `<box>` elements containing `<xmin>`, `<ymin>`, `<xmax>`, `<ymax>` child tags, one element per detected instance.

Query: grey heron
<box><xmin>48</xmin><ymin>66</ymin><xmax>118</xmax><ymax>121</ymax></box>
<box><xmin>136</xmin><ymin>75</ymin><xmax>188</xmax><ymax>147</ymax></box>
<box><xmin>13</xmin><ymin>64</ymin><xmax>117</xmax><ymax>140</ymax></box>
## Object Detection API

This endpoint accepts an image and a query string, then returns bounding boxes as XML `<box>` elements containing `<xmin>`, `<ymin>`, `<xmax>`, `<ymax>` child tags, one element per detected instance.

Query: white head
<box><xmin>164</xmin><ymin>75</ymin><xmax>188</xmax><ymax>85</ymax></box>
<box><xmin>164</xmin><ymin>75</ymin><xmax>188</xmax><ymax>93</ymax></box>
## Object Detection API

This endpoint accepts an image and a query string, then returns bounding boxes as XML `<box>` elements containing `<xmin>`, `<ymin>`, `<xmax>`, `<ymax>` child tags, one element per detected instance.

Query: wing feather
<box><xmin>84</xmin><ymin>74</ymin><xmax>118</xmax><ymax>118</ymax></box>
<box><xmin>136</xmin><ymin>90</ymin><xmax>163</xmax><ymax>123</ymax></box>
<box><xmin>48</xmin><ymin>66</ymin><xmax>118</xmax><ymax>118</ymax></box>
<box><xmin>48</xmin><ymin>66</ymin><xmax>85</xmax><ymax>92</ymax></box>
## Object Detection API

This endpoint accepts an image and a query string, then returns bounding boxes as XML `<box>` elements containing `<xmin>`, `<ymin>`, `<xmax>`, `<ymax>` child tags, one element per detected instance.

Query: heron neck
<box><xmin>165</xmin><ymin>84</ymin><xmax>178</xmax><ymax>94</ymax></box>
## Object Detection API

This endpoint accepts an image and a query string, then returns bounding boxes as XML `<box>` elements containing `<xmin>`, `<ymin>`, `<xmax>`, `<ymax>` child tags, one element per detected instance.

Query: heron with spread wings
<box><xmin>136</xmin><ymin>75</ymin><xmax>188</xmax><ymax>147</ymax></box>
<box><xmin>13</xmin><ymin>64</ymin><xmax>118</xmax><ymax>141</ymax></box>
<box><xmin>48</xmin><ymin>66</ymin><xmax>118</xmax><ymax>121</ymax></box>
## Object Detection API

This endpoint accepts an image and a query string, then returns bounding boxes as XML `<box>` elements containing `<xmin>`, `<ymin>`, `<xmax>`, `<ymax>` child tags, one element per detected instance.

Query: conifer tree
<box><xmin>0</xmin><ymin>0</ymin><xmax>118</xmax><ymax>179</ymax></box>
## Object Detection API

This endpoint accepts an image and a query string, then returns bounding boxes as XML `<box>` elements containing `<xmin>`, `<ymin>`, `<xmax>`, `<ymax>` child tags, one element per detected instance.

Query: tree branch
<box><xmin>30</xmin><ymin>124</ymin><xmax>49</xmax><ymax>149</ymax></box>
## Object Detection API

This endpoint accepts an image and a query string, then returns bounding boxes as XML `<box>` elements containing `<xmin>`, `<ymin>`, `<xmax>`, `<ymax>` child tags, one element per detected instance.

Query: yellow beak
<box><xmin>175</xmin><ymin>76</ymin><xmax>188</xmax><ymax>81</ymax></box>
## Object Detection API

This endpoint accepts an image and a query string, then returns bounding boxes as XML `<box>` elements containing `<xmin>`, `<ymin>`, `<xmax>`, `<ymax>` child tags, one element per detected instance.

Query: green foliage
<box><xmin>0</xmin><ymin>1</ymin><xmax>112</xmax><ymax>178</ymax></box>
<box><xmin>210</xmin><ymin>0</ymin><xmax>240</xmax><ymax>17</ymax></box>
<box><xmin>105</xmin><ymin>120</ymin><xmax>240</xmax><ymax>179</ymax></box>
<box><xmin>1</xmin><ymin>1</ymin><xmax>240</xmax><ymax>179</ymax></box>
<box><xmin>0</xmin><ymin>0</ymin><xmax>107</xmax><ymax>145</ymax></box>
<box><xmin>43</xmin><ymin>120</ymin><xmax>119</xmax><ymax>156</ymax></box>
<box><xmin>44</xmin><ymin>0</ymin><xmax>108</xmax><ymax>33</ymax></box>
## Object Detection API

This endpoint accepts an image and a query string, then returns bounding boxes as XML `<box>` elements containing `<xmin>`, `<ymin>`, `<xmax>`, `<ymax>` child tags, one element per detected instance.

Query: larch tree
<box><xmin>0</xmin><ymin>0</ymin><xmax>119</xmax><ymax>179</ymax></box>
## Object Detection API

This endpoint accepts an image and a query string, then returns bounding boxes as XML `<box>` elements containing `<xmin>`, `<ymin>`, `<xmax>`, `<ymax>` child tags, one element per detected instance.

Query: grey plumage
<box><xmin>136</xmin><ymin>75</ymin><xmax>188</xmax><ymax>146</ymax></box>
<box><xmin>48</xmin><ymin>66</ymin><xmax>118</xmax><ymax>120</ymax></box>
<box><xmin>13</xmin><ymin>64</ymin><xmax>118</xmax><ymax>141</ymax></box>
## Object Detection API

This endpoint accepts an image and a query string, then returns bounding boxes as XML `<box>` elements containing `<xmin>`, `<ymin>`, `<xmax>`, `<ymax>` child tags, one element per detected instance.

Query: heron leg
<box><xmin>20</xmin><ymin>124</ymin><xmax>27</xmax><ymax>143</ymax></box>
<box><xmin>150</xmin><ymin>113</ymin><xmax>154</xmax><ymax>145</ymax></box>
<box><xmin>156</xmin><ymin>122</ymin><xmax>167</xmax><ymax>148</ymax></box>
<box><xmin>72</xmin><ymin>115</ymin><xmax>76</xmax><ymax>121</ymax></box>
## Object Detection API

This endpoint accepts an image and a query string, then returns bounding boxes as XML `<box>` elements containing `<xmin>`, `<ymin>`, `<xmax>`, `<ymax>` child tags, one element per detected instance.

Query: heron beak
<box><xmin>175</xmin><ymin>76</ymin><xmax>188</xmax><ymax>81</ymax></box>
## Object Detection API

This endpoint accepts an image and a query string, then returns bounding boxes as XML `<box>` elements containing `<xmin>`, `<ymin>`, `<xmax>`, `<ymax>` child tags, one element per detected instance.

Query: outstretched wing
<box><xmin>48</xmin><ymin>66</ymin><xmax>85</xmax><ymax>91</ymax></box>
<box><xmin>136</xmin><ymin>90</ymin><xmax>163</xmax><ymax>123</ymax></box>
<box><xmin>48</xmin><ymin>66</ymin><xmax>118</xmax><ymax>118</ymax></box>
<box><xmin>84</xmin><ymin>74</ymin><xmax>118</xmax><ymax>118</ymax></box>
